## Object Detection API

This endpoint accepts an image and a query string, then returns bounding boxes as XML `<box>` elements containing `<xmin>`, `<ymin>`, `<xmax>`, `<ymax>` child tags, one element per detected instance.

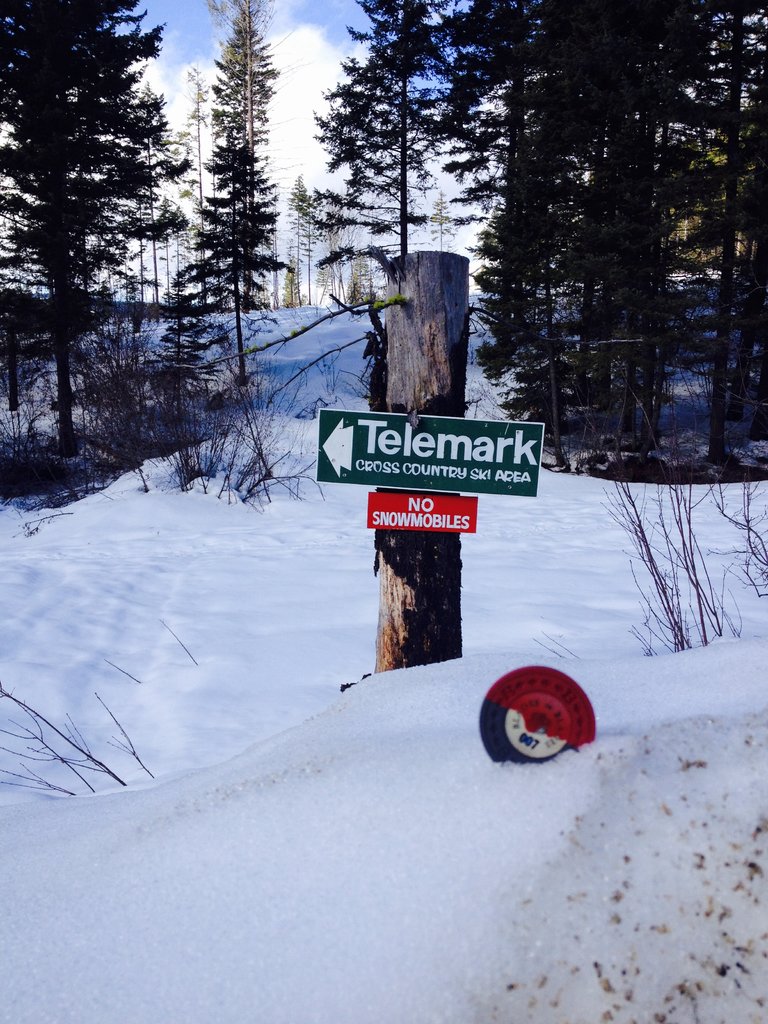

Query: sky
<box><xmin>142</xmin><ymin>0</ymin><xmax>360</xmax><ymax>62</ymax></box>
<box><xmin>141</xmin><ymin>0</ymin><xmax>364</xmax><ymax>194</ymax></box>
<box><xmin>2</xmin><ymin>305</ymin><xmax>768</xmax><ymax>1021</ymax></box>
<box><xmin>139</xmin><ymin>0</ymin><xmax>480</xmax><ymax>268</ymax></box>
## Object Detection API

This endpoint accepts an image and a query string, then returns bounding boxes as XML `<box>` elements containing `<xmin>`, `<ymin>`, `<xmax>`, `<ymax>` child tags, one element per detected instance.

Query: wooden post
<box><xmin>374</xmin><ymin>251</ymin><xmax>470</xmax><ymax>672</ymax></box>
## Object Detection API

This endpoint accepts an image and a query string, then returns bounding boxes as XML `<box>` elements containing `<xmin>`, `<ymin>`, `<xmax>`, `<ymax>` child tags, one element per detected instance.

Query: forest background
<box><xmin>1</xmin><ymin>0</ymin><xmax>768</xmax><ymax>502</ymax></box>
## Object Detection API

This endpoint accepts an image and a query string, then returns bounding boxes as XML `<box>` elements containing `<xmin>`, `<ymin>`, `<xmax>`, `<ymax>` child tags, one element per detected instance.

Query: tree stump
<box><xmin>374</xmin><ymin>251</ymin><xmax>470</xmax><ymax>672</ymax></box>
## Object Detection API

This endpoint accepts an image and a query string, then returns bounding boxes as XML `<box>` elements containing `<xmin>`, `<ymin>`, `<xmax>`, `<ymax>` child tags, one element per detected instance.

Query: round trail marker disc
<box><xmin>479</xmin><ymin>666</ymin><xmax>596</xmax><ymax>764</ymax></box>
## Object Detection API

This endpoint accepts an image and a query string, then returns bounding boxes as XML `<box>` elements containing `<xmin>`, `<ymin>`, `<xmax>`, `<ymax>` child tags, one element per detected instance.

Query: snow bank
<box><xmin>2</xmin><ymin>641</ymin><xmax>768</xmax><ymax>1023</ymax></box>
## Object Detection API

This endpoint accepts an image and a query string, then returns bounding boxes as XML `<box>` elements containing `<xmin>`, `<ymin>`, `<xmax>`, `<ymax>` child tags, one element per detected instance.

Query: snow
<box><xmin>2</xmin><ymin>307</ymin><xmax>768</xmax><ymax>1023</ymax></box>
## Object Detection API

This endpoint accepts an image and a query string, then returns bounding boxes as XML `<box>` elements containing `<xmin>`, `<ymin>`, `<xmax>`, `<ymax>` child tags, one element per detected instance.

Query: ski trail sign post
<box><xmin>317</xmin><ymin>409</ymin><xmax>544</xmax><ymax>498</ymax></box>
<box><xmin>314</xmin><ymin>249</ymin><xmax>545</xmax><ymax>674</ymax></box>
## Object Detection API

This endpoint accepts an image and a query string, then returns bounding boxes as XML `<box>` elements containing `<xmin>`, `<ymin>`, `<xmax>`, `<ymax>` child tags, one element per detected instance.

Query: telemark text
<box><xmin>356</xmin><ymin>419</ymin><xmax>539</xmax><ymax>466</ymax></box>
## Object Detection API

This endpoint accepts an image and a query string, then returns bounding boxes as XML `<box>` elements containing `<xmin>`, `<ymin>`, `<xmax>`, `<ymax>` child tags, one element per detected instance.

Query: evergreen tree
<box><xmin>156</xmin><ymin>199</ymin><xmax>189</xmax><ymax>299</ymax></box>
<box><xmin>133</xmin><ymin>86</ymin><xmax>189</xmax><ymax>307</ymax></box>
<box><xmin>442</xmin><ymin>0</ymin><xmax>536</xmax><ymax>211</ymax></box>
<box><xmin>552</xmin><ymin>0</ymin><xmax>707</xmax><ymax>456</ymax></box>
<box><xmin>444</xmin><ymin>0</ymin><xmax>558</xmax><ymax>351</ymax></box>
<box><xmin>742</xmin><ymin>20</ymin><xmax>768</xmax><ymax>439</ymax></box>
<box><xmin>429</xmin><ymin>191</ymin><xmax>457</xmax><ymax>251</ymax></box>
<box><xmin>200</xmin><ymin>1</ymin><xmax>279</xmax><ymax>384</ymax></box>
<box><xmin>0</xmin><ymin>0</ymin><xmax>167</xmax><ymax>456</ymax></box>
<box><xmin>282</xmin><ymin>264</ymin><xmax>299</xmax><ymax>308</ymax></box>
<box><xmin>348</xmin><ymin>253</ymin><xmax>376</xmax><ymax>303</ymax></box>
<box><xmin>158</xmin><ymin>261</ymin><xmax>219</xmax><ymax>415</ymax></box>
<box><xmin>317</xmin><ymin>0</ymin><xmax>447</xmax><ymax>259</ymax></box>
<box><xmin>692</xmin><ymin>1</ymin><xmax>766</xmax><ymax>461</ymax></box>
<box><xmin>287</xmin><ymin>176</ymin><xmax>319</xmax><ymax>305</ymax></box>
<box><xmin>206</xmin><ymin>0</ymin><xmax>278</xmax><ymax>311</ymax></box>
<box><xmin>179</xmin><ymin>67</ymin><xmax>211</xmax><ymax>305</ymax></box>
<box><xmin>446</xmin><ymin>0</ymin><xmax>575</xmax><ymax>461</ymax></box>
<box><xmin>458</xmin><ymin>0</ymin><xmax>711</xmax><ymax>462</ymax></box>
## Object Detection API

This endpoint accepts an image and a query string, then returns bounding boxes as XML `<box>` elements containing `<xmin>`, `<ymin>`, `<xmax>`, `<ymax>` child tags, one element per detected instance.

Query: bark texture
<box><xmin>374</xmin><ymin>251</ymin><xmax>470</xmax><ymax>673</ymax></box>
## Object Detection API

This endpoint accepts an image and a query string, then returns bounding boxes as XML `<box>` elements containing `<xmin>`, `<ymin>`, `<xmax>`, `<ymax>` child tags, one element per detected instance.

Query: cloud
<box><xmin>143</xmin><ymin>54</ymin><xmax>216</xmax><ymax>139</ymax></box>
<box><xmin>267</xmin><ymin>24</ymin><xmax>354</xmax><ymax>198</ymax></box>
<box><xmin>143</xmin><ymin>19</ymin><xmax>350</xmax><ymax>193</ymax></box>
<box><xmin>142</xmin><ymin>12</ymin><xmax>478</xmax><ymax>267</ymax></box>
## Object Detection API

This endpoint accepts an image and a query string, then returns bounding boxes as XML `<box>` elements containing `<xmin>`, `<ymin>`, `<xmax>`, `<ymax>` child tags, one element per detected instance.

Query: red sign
<box><xmin>367</xmin><ymin>492</ymin><xmax>478</xmax><ymax>533</ymax></box>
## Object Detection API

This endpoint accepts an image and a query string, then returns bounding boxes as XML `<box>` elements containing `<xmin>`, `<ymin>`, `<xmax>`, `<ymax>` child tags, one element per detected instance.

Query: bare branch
<box><xmin>104</xmin><ymin>659</ymin><xmax>144</xmax><ymax>685</ymax></box>
<box><xmin>94</xmin><ymin>693</ymin><xmax>154</xmax><ymax>779</ymax></box>
<box><xmin>160</xmin><ymin>620</ymin><xmax>198</xmax><ymax>665</ymax></box>
<box><xmin>469</xmin><ymin>302</ymin><xmax>644</xmax><ymax>347</ymax></box>
<box><xmin>0</xmin><ymin>765</ymin><xmax>77</xmax><ymax>796</ymax></box>
<box><xmin>0</xmin><ymin>682</ymin><xmax>128</xmax><ymax>791</ymax></box>
<box><xmin>714</xmin><ymin>482</ymin><xmax>768</xmax><ymax>597</ymax></box>
<box><xmin>268</xmin><ymin>336</ymin><xmax>368</xmax><ymax>402</ymax></box>
<box><xmin>606</xmin><ymin>481</ymin><xmax>740</xmax><ymax>655</ymax></box>
<box><xmin>197</xmin><ymin>298</ymin><xmax>378</xmax><ymax>371</ymax></box>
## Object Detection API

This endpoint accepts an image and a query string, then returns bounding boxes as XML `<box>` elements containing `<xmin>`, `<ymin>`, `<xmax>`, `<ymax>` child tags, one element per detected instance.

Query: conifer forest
<box><xmin>1</xmin><ymin>0</ymin><xmax>768</xmax><ymax>500</ymax></box>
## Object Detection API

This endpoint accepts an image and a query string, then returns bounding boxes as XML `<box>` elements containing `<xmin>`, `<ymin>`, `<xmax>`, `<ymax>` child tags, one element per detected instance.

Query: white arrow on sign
<box><xmin>322</xmin><ymin>418</ymin><xmax>354</xmax><ymax>476</ymax></box>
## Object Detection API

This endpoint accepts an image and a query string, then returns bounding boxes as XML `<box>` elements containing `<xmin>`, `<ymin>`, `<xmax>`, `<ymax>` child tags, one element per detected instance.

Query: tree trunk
<box><xmin>748</xmin><ymin>240</ymin><xmax>768</xmax><ymax>438</ymax></box>
<box><xmin>242</xmin><ymin>0</ymin><xmax>255</xmax><ymax>312</ymax></box>
<box><xmin>231</xmin><ymin>203</ymin><xmax>247</xmax><ymax>387</ymax></box>
<box><xmin>398</xmin><ymin>69</ymin><xmax>409</xmax><ymax>260</ymax></box>
<box><xmin>7</xmin><ymin>327</ymin><xmax>19</xmax><ymax>413</ymax></box>
<box><xmin>51</xmin><ymin>265</ymin><xmax>78</xmax><ymax>457</ymax></box>
<box><xmin>708</xmin><ymin>1</ymin><xmax>745</xmax><ymax>464</ymax></box>
<box><xmin>750</xmin><ymin>341</ymin><xmax>768</xmax><ymax>439</ymax></box>
<box><xmin>53</xmin><ymin>323</ymin><xmax>77</xmax><ymax>457</ymax></box>
<box><xmin>197</xmin><ymin>99</ymin><xmax>207</xmax><ymax>306</ymax></box>
<box><xmin>374</xmin><ymin>251</ymin><xmax>469</xmax><ymax>673</ymax></box>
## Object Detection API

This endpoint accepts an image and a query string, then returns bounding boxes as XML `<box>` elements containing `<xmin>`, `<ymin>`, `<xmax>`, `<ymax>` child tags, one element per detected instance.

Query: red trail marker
<box><xmin>479</xmin><ymin>666</ymin><xmax>596</xmax><ymax>763</ymax></box>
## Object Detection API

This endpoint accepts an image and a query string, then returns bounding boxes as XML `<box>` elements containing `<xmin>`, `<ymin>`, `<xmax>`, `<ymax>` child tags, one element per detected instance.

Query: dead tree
<box><xmin>372</xmin><ymin>250</ymin><xmax>470</xmax><ymax>672</ymax></box>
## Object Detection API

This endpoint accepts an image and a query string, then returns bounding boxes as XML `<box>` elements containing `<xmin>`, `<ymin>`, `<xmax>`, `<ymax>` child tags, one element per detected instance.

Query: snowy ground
<box><xmin>1</xmin><ymin>306</ymin><xmax>768</xmax><ymax>1023</ymax></box>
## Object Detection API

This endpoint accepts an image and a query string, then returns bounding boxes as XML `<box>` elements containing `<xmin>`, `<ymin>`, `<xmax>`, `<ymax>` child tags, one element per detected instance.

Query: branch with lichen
<box><xmin>198</xmin><ymin>294</ymin><xmax>408</xmax><ymax>371</ymax></box>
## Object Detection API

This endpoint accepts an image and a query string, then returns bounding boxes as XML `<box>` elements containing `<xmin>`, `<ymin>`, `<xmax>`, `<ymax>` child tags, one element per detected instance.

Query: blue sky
<box><xmin>141</xmin><ymin>0</ymin><xmax>360</xmax><ymax>67</ymax></box>
<box><xmin>140</xmin><ymin>0</ymin><xmax>362</xmax><ymax>203</ymax></box>
<box><xmin>138</xmin><ymin>0</ymin><xmax>478</xmax><ymax>264</ymax></box>
<box><xmin>141</xmin><ymin>0</ymin><xmax>218</xmax><ymax>66</ymax></box>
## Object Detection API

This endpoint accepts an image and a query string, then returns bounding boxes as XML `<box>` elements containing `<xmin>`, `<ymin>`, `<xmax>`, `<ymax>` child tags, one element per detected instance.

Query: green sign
<box><xmin>316</xmin><ymin>409</ymin><xmax>544</xmax><ymax>497</ymax></box>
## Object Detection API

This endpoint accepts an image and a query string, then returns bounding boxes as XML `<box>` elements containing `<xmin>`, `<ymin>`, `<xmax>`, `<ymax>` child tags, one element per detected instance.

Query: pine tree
<box><xmin>446</xmin><ymin>0</ymin><xmax>575</xmax><ymax>461</ymax></box>
<box><xmin>282</xmin><ymin>264</ymin><xmax>299</xmax><ymax>308</ymax></box>
<box><xmin>200</xmin><ymin>1</ymin><xmax>279</xmax><ymax>384</ymax></box>
<box><xmin>0</xmin><ymin>0</ymin><xmax>167</xmax><ymax>456</ymax></box>
<box><xmin>456</xmin><ymin>0</ymin><xmax>711</xmax><ymax>462</ymax></box>
<box><xmin>180</xmin><ymin>67</ymin><xmax>211</xmax><ymax>305</ymax></box>
<box><xmin>444</xmin><ymin>0</ymin><xmax>557</xmax><ymax>346</ymax></box>
<box><xmin>694</xmin><ymin>2</ymin><xmax>766</xmax><ymax>462</ymax></box>
<box><xmin>442</xmin><ymin>0</ymin><xmax>536</xmax><ymax>210</ymax></box>
<box><xmin>550</xmin><ymin>0</ymin><xmax>708</xmax><ymax>455</ymax></box>
<box><xmin>206</xmin><ymin>0</ymin><xmax>278</xmax><ymax>311</ymax></box>
<box><xmin>158</xmin><ymin>260</ymin><xmax>219</xmax><ymax>415</ymax></box>
<box><xmin>132</xmin><ymin>85</ymin><xmax>189</xmax><ymax>308</ymax></box>
<box><xmin>429</xmin><ymin>191</ymin><xmax>456</xmax><ymax>251</ymax></box>
<box><xmin>742</xmin><ymin>21</ymin><xmax>768</xmax><ymax>439</ymax></box>
<box><xmin>287</xmin><ymin>177</ymin><xmax>319</xmax><ymax>306</ymax></box>
<box><xmin>317</xmin><ymin>0</ymin><xmax>447</xmax><ymax>259</ymax></box>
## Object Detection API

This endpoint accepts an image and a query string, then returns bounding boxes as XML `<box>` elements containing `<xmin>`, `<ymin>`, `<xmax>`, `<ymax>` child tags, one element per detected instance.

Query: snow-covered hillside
<box><xmin>1</xmin><ymin>305</ymin><xmax>767</xmax><ymax>1023</ymax></box>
